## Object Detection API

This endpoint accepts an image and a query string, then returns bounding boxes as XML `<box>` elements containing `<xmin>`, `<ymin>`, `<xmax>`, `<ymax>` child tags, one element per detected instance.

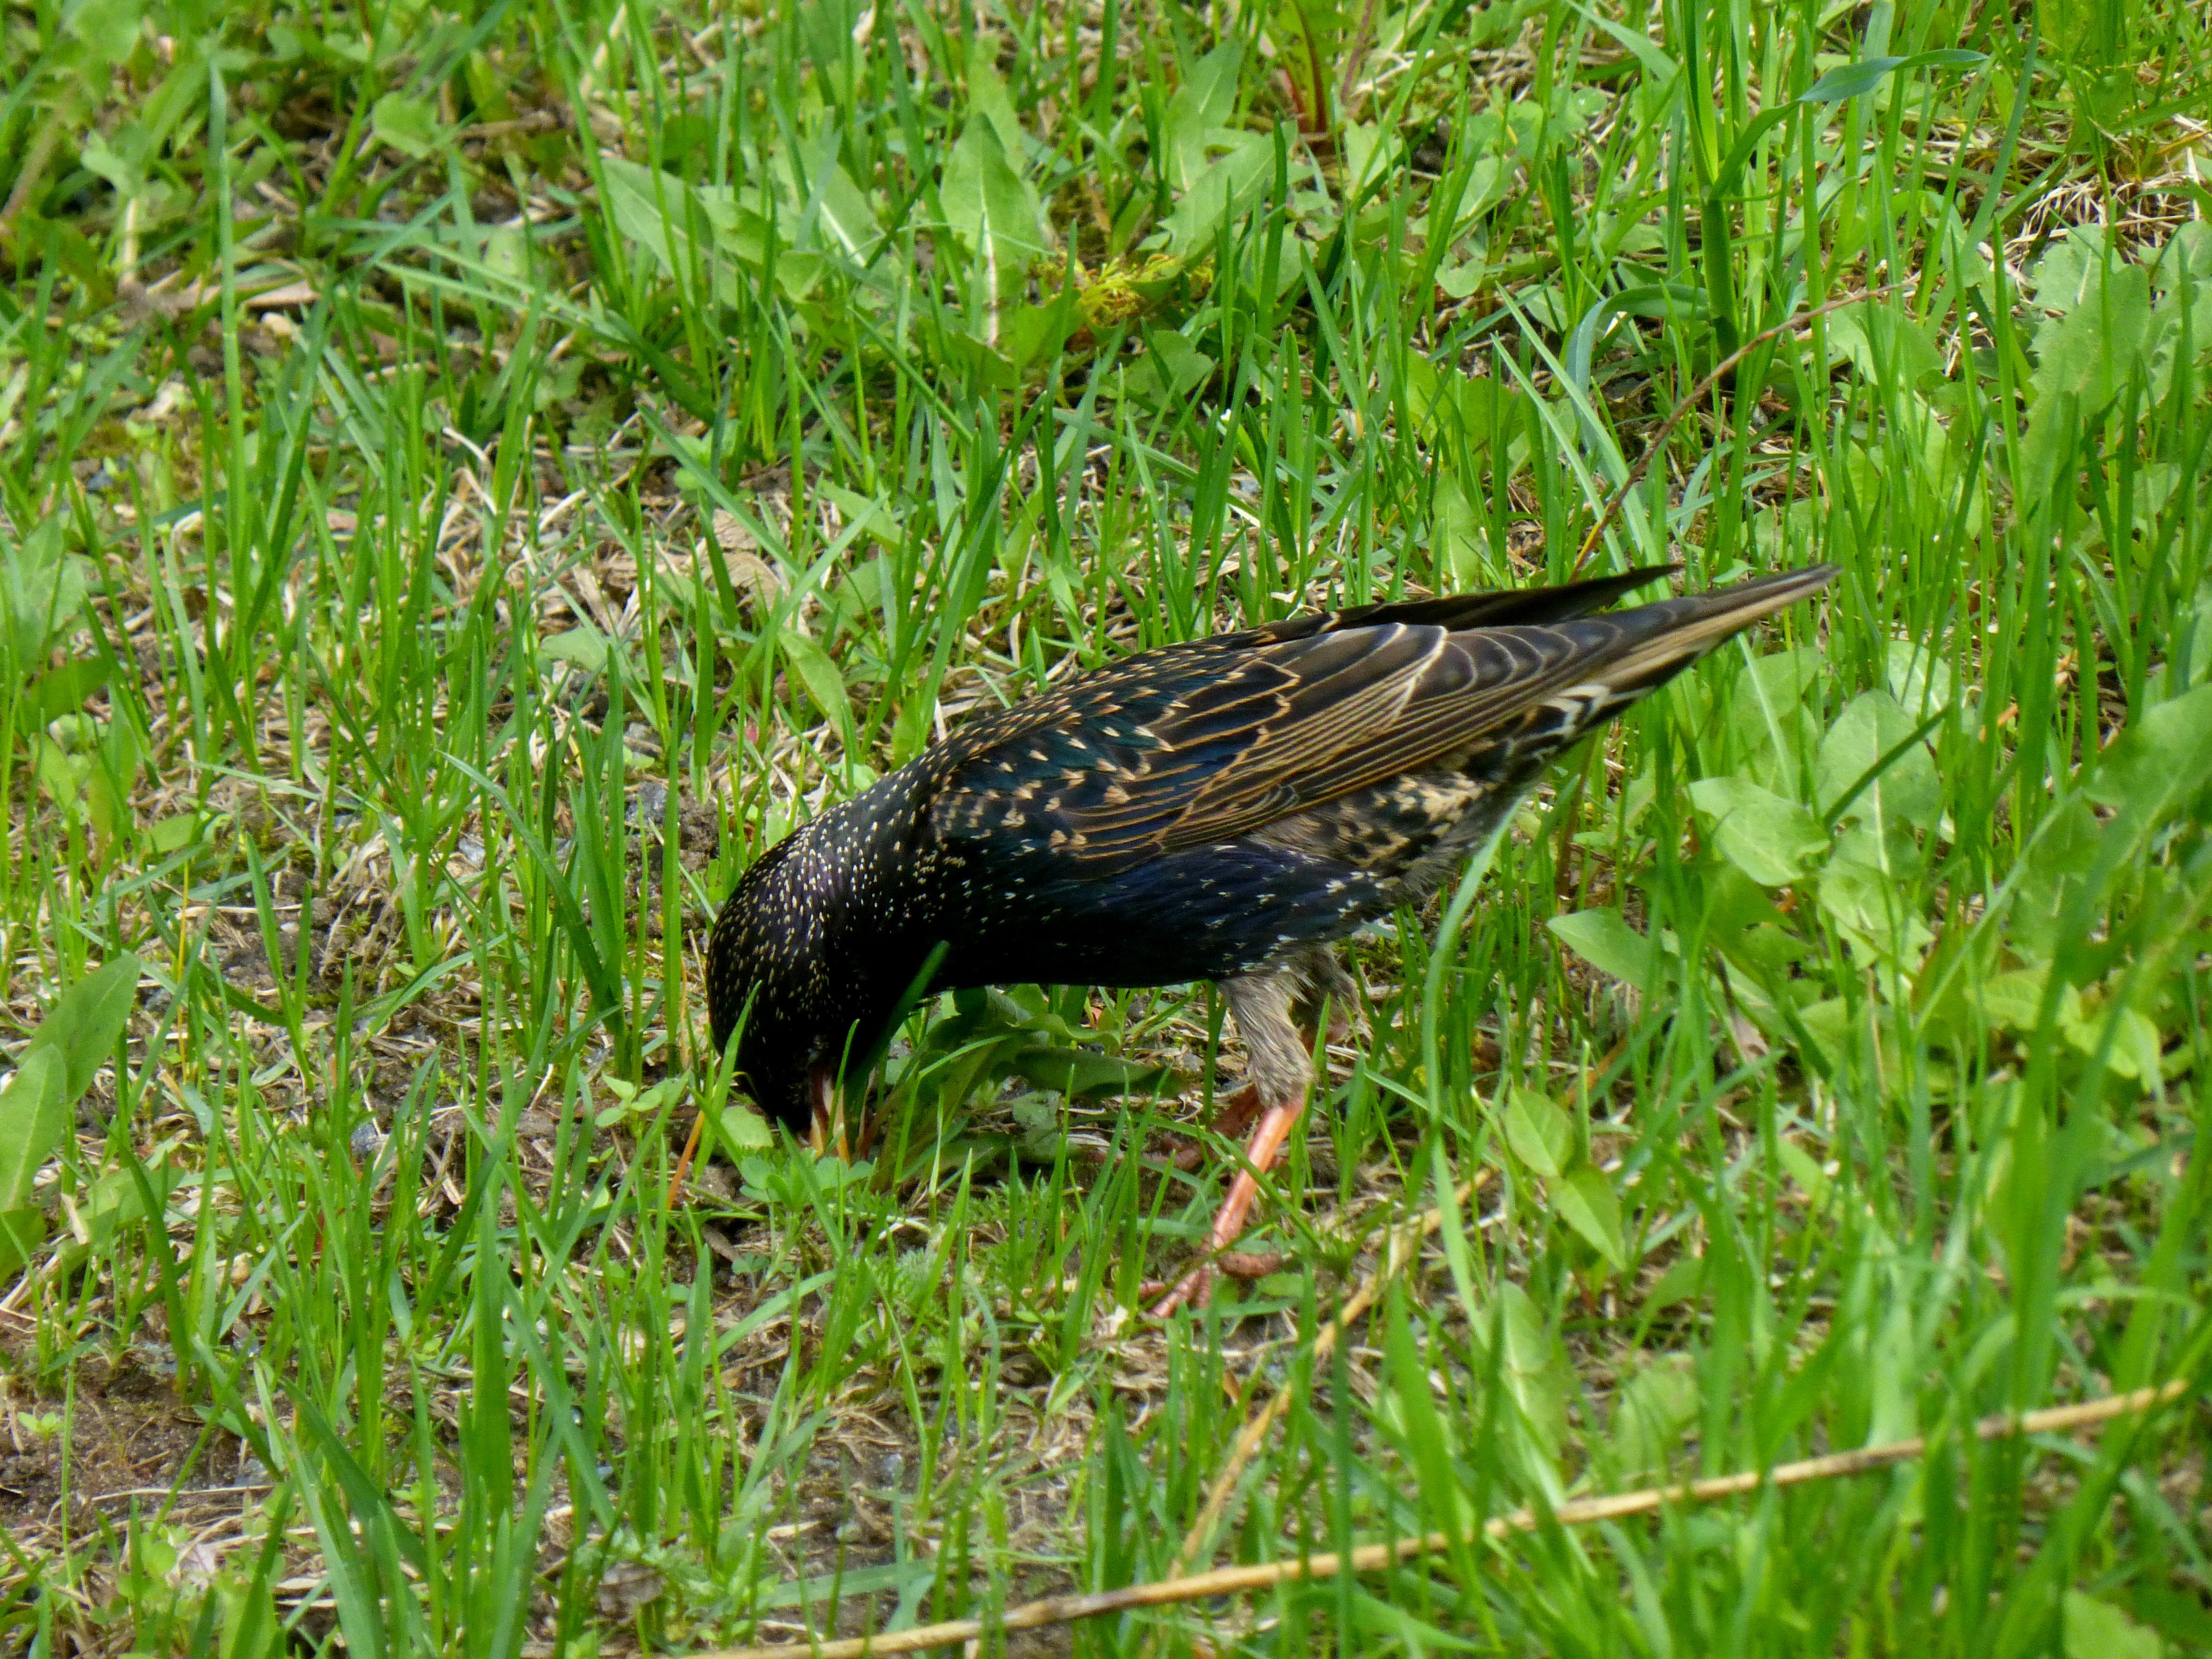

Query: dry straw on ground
<box><xmin>705</xmin><ymin>1381</ymin><xmax>2193</xmax><ymax>1659</ymax></box>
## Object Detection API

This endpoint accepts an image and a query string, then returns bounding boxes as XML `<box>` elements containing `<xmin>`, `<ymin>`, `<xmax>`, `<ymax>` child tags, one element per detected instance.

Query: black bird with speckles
<box><xmin>708</xmin><ymin>563</ymin><xmax>1836</xmax><ymax>1309</ymax></box>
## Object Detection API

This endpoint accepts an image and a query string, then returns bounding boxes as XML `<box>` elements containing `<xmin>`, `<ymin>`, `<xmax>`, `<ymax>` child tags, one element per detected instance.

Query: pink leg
<box><xmin>1148</xmin><ymin>1085</ymin><xmax>1309</xmax><ymax>1317</ymax></box>
<box><xmin>1165</xmin><ymin>1081</ymin><xmax>1266</xmax><ymax>1173</ymax></box>
<box><xmin>806</xmin><ymin>1063</ymin><xmax>840</xmax><ymax>1158</ymax></box>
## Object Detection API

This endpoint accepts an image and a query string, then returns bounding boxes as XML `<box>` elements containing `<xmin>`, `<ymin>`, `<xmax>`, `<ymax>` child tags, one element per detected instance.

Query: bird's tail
<box><xmin>1587</xmin><ymin>564</ymin><xmax>1839</xmax><ymax>696</ymax></box>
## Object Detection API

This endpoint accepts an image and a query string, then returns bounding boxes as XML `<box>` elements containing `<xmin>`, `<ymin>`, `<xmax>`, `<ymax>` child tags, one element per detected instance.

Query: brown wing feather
<box><xmin>927</xmin><ymin>567</ymin><xmax>1831</xmax><ymax>869</ymax></box>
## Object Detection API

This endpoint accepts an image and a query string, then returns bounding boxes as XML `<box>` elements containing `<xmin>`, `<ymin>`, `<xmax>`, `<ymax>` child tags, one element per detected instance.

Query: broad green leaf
<box><xmin>1154</xmin><ymin>130</ymin><xmax>1274</xmax><ymax>262</ymax></box>
<box><xmin>2063</xmin><ymin>1592</ymin><xmax>2166</xmax><ymax>1659</ymax></box>
<box><xmin>1547</xmin><ymin>909</ymin><xmax>1662</xmax><ymax>994</ymax></box>
<box><xmin>1724</xmin><ymin>646</ymin><xmax>1822</xmax><ymax>772</ymax></box>
<box><xmin>1431</xmin><ymin>473</ymin><xmax>1484</xmax><ymax>584</ymax></box>
<box><xmin>1340</xmin><ymin>122</ymin><xmax>1401</xmax><ymax>199</ymax></box>
<box><xmin>1690</xmin><ymin>774</ymin><xmax>1828</xmax><ymax>886</ymax></box>
<box><xmin>27</xmin><ymin>659</ymin><xmax>108</xmax><ymax>727</ymax></box>
<box><xmin>1795</xmin><ymin>997</ymin><xmax>1853</xmax><ymax>1070</ymax></box>
<box><xmin>1553</xmin><ymin>1163</ymin><xmax>1627</xmax><ymax>1270</ymax></box>
<box><xmin>1817</xmin><ymin>858</ymin><xmax>1935</xmax><ymax>966</ymax></box>
<box><xmin>1815</xmin><ymin>689</ymin><xmax>1941</xmax><ymax>864</ymax></box>
<box><xmin>1964</xmin><ymin>966</ymin><xmax>2080</xmax><ymax>1033</ymax></box>
<box><xmin>1162</xmin><ymin>42</ymin><xmax>1243</xmax><ymax>192</ymax></box>
<box><xmin>801</xmin><ymin>137</ymin><xmax>883</xmax><ymax>261</ymax></box>
<box><xmin>24</xmin><ymin>953</ymin><xmax>142</xmax><ymax>1108</ymax></box>
<box><xmin>2087</xmin><ymin>682</ymin><xmax>2212</xmax><ymax>817</ymax></box>
<box><xmin>1350</xmin><ymin>1591</ymin><xmax>1487</xmax><ymax>1652</ymax></box>
<box><xmin>2150</xmin><ymin>223</ymin><xmax>2212</xmax><ymax>376</ymax></box>
<box><xmin>1885</xmin><ymin>639</ymin><xmax>1959</xmax><ymax>719</ymax></box>
<box><xmin>2</xmin><ymin>517</ymin><xmax>91</xmax><ymax>663</ymax></box>
<box><xmin>2008</xmin><ymin>795</ymin><xmax>2103</xmax><ymax>960</ymax></box>
<box><xmin>1799</xmin><ymin>48</ymin><xmax>1985</xmax><ymax>106</ymax></box>
<box><xmin>0</xmin><ymin>1049</ymin><xmax>69</xmax><ymax>1214</ymax></box>
<box><xmin>1008</xmin><ymin>1046</ymin><xmax>1177</xmax><ymax>1100</ymax></box>
<box><xmin>1643</xmin><ymin>1252</ymin><xmax>1704</xmax><ymax>1311</ymax></box>
<box><xmin>781</xmin><ymin>630</ymin><xmax>853</xmax><ymax>735</ymax></box>
<box><xmin>149</xmin><ymin>813</ymin><xmax>202</xmax><ymax>854</ymax></box>
<box><xmin>36</xmin><ymin>727</ymin><xmax>92</xmax><ymax>806</ymax></box>
<box><xmin>0</xmin><ymin>1205</ymin><xmax>47</xmax><ymax>1278</ymax></box>
<box><xmin>1406</xmin><ymin>361</ymin><xmax>1522</xmax><ymax>449</ymax></box>
<box><xmin>1481</xmin><ymin>1281</ymin><xmax>1569</xmax><ymax>1462</ymax></box>
<box><xmin>2033</xmin><ymin>226</ymin><xmax>2128</xmax><ymax>317</ymax></box>
<box><xmin>2063</xmin><ymin>997</ymin><xmax>2165</xmax><ymax>1082</ymax></box>
<box><xmin>2033</xmin><ymin>258</ymin><xmax>2154</xmax><ymax>415</ymax></box>
<box><xmin>1776</xmin><ymin>1138</ymin><xmax>1833</xmax><ymax>1209</ymax></box>
<box><xmin>540</xmin><ymin>625</ymin><xmax>610</xmax><ymax>676</ymax></box>
<box><xmin>994</xmin><ymin>298</ymin><xmax>1082</xmax><ymax>380</ymax></box>
<box><xmin>1824</xmin><ymin>303</ymin><xmax>1944</xmax><ymax>390</ymax></box>
<box><xmin>797</xmin><ymin>0</ymin><xmax>863</xmax><ymax>96</ymax></box>
<box><xmin>1123</xmin><ymin>329</ymin><xmax>1215</xmax><ymax>404</ymax></box>
<box><xmin>964</xmin><ymin>56</ymin><xmax>1024</xmax><ymax>158</ymax></box>
<box><xmin>1500</xmin><ymin>1084</ymin><xmax>1570</xmax><ymax>1178</ymax></box>
<box><xmin>67</xmin><ymin>0</ymin><xmax>144</xmax><ymax>66</ymax></box>
<box><xmin>371</xmin><ymin>92</ymin><xmax>442</xmax><ymax>159</ymax></box>
<box><xmin>1435</xmin><ymin>242</ymin><xmax>1491</xmax><ymax>298</ymax></box>
<box><xmin>1607</xmin><ymin>1354</ymin><xmax>1697</xmax><ymax>1480</ymax></box>
<box><xmin>78</xmin><ymin>131</ymin><xmax>145</xmax><ymax>195</ymax></box>
<box><xmin>940</xmin><ymin>119</ymin><xmax>1046</xmax><ymax>302</ymax></box>
<box><xmin>717</xmin><ymin>1103</ymin><xmax>775</xmax><ymax>1152</ymax></box>
<box><xmin>599</xmin><ymin>156</ymin><xmax>742</xmax><ymax>302</ymax></box>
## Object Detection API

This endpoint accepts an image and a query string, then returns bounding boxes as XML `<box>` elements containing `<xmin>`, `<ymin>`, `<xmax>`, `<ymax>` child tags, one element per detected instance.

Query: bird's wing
<box><xmin>927</xmin><ymin>567</ymin><xmax>1831</xmax><ymax>869</ymax></box>
<box><xmin>926</xmin><ymin>566</ymin><xmax>1675</xmax><ymax>780</ymax></box>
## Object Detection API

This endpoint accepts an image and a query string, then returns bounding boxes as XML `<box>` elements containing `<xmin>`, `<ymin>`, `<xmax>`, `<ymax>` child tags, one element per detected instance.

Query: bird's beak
<box><xmin>807</xmin><ymin>1062</ymin><xmax>841</xmax><ymax>1159</ymax></box>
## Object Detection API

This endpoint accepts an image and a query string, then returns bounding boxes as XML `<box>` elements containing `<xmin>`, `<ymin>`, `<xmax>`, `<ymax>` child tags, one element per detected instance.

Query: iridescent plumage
<box><xmin>708</xmin><ymin>564</ymin><xmax>1836</xmax><ymax>1307</ymax></box>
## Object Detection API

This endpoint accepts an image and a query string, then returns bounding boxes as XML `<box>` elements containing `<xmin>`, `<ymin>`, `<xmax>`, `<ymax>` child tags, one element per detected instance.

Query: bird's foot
<box><xmin>1157</xmin><ymin>1082</ymin><xmax>1266</xmax><ymax>1172</ymax></box>
<box><xmin>1146</xmin><ymin>1262</ymin><xmax>1214</xmax><ymax>1319</ymax></box>
<box><xmin>1217</xmin><ymin>1249</ymin><xmax>1288</xmax><ymax>1278</ymax></box>
<box><xmin>1140</xmin><ymin>1248</ymin><xmax>1288</xmax><ymax>1318</ymax></box>
<box><xmin>807</xmin><ymin>1064</ymin><xmax>839</xmax><ymax>1157</ymax></box>
<box><xmin>1144</xmin><ymin>1088</ymin><xmax>1308</xmax><ymax>1319</ymax></box>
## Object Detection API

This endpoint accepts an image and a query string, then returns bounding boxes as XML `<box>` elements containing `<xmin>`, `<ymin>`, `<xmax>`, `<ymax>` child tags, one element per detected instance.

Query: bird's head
<box><xmin>707</xmin><ymin>824</ymin><xmax>914</xmax><ymax>1136</ymax></box>
<box><xmin>705</xmin><ymin>837</ymin><xmax>837</xmax><ymax>1134</ymax></box>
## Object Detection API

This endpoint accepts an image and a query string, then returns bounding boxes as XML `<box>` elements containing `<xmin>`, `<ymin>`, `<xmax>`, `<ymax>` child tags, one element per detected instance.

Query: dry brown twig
<box><xmin>702</xmin><ymin>1369</ymin><xmax>2189</xmax><ymax>1657</ymax></box>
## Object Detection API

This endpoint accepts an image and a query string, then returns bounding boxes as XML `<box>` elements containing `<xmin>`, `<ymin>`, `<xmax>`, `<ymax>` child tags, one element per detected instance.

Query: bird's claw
<box><xmin>1153</xmin><ymin>1082</ymin><xmax>1268</xmax><ymax>1173</ymax></box>
<box><xmin>1146</xmin><ymin>1264</ymin><xmax>1214</xmax><ymax>1320</ymax></box>
<box><xmin>1215</xmin><ymin>1249</ymin><xmax>1287</xmax><ymax>1279</ymax></box>
<box><xmin>1142</xmin><ymin>1249</ymin><xmax>1289</xmax><ymax>1319</ymax></box>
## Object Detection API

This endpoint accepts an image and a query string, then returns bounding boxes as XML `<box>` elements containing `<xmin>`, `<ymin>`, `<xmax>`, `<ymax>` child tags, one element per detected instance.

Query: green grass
<box><xmin>0</xmin><ymin>0</ymin><xmax>2208</xmax><ymax>1653</ymax></box>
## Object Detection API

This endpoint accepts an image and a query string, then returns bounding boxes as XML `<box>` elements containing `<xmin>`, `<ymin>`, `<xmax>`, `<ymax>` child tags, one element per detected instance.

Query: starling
<box><xmin>707</xmin><ymin>563</ymin><xmax>1836</xmax><ymax>1310</ymax></box>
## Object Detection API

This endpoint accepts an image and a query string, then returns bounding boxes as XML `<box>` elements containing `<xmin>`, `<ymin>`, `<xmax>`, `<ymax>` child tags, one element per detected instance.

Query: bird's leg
<box><xmin>1150</xmin><ymin>973</ymin><xmax>1313</xmax><ymax>1317</ymax></box>
<box><xmin>668</xmin><ymin>1109</ymin><xmax>707</xmax><ymax>1205</ymax></box>
<box><xmin>1161</xmin><ymin>1082</ymin><xmax>1263</xmax><ymax>1174</ymax></box>
<box><xmin>1164</xmin><ymin>950</ymin><xmax>1355</xmax><ymax>1174</ymax></box>
<box><xmin>806</xmin><ymin>1062</ymin><xmax>839</xmax><ymax>1158</ymax></box>
<box><xmin>1290</xmin><ymin>945</ymin><xmax>1362</xmax><ymax>1048</ymax></box>
<box><xmin>1148</xmin><ymin>1088</ymin><xmax>1309</xmax><ymax>1313</ymax></box>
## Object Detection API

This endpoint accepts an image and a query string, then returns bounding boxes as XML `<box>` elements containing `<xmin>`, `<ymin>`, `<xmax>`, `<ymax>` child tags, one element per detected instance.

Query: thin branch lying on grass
<box><xmin>706</xmin><ymin>1378</ymin><xmax>2193</xmax><ymax>1659</ymax></box>
<box><xmin>1569</xmin><ymin>279</ymin><xmax>1912</xmax><ymax>576</ymax></box>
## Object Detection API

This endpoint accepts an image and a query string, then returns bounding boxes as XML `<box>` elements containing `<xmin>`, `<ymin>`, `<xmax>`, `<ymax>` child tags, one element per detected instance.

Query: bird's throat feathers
<box><xmin>706</xmin><ymin>773</ymin><xmax>938</xmax><ymax>1078</ymax></box>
